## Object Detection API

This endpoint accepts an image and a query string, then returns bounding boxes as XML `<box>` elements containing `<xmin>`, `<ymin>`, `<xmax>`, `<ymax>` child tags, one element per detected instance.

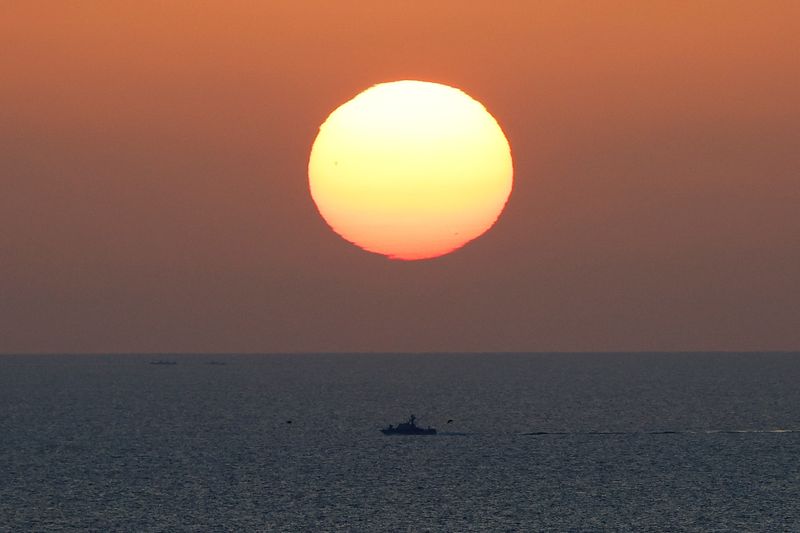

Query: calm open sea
<box><xmin>1</xmin><ymin>353</ymin><xmax>799</xmax><ymax>531</ymax></box>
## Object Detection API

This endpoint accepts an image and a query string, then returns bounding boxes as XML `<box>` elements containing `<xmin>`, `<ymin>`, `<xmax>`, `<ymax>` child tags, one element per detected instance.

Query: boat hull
<box><xmin>380</xmin><ymin>428</ymin><xmax>437</xmax><ymax>435</ymax></box>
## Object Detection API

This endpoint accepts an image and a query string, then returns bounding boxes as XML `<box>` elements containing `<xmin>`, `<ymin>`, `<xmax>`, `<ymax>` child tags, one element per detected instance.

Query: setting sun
<box><xmin>308</xmin><ymin>80</ymin><xmax>513</xmax><ymax>260</ymax></box>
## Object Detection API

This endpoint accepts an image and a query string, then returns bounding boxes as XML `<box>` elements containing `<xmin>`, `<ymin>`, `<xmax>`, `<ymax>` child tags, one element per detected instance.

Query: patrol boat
<box><xmin>381</xmin><ymin>414</ymin><xmax>437</xmax><ymax>435</ymax></box>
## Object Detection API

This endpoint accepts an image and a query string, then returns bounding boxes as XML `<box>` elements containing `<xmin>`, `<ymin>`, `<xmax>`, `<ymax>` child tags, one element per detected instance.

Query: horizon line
<box><xmin>1</xmin><ymin>350</ymin><xmax>798</xmax><ymax>356</ymax></box>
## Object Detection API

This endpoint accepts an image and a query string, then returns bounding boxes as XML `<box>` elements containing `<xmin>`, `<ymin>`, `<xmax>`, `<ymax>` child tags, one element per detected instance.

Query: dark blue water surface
<box><xmin>2</xmin><ymin>353</ymin><xmax>799</xmax><ymax>531</ymax></box>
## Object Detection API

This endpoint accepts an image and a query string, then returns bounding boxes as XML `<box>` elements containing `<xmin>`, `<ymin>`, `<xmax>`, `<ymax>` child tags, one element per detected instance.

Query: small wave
<box><xmin>521</xmin><ymin>429</ymin><xmax>800</xmax><ymax>436</ymax></box>
<box><xmin>702</xmin><ymin>429</ymin><xmax>799</xmax><ymax>434</ymax></box>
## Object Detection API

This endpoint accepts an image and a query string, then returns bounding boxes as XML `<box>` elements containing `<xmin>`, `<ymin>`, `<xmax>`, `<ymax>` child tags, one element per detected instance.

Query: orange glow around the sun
<box><xmin>308</xmin><ymin>80</ymin><xmax>513</xmax><ymax>260</ymax></box>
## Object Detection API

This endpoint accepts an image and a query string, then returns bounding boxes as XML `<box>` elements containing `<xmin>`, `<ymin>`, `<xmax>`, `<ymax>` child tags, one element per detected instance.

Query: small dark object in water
<box><xmin>286</xmin><ymin>420</ymin><xmax>293</xmax><ymax>424</ymax></box>
<box><xmin>381</xmin><ymin>414</ymin><xmax>436</xmax><ymax>435</ymax></box>
<box><xmin>149</xmin><ymin>361</ymin><xmax>176</xmax><ymax>365</ymax></box>
<box><xmin>207</xmin><ymin>361</ymin><xmax>227</xmax><ymax>366</ymax></box>
<box><xmin>447</xmin><ymin>419</ymin><xmax>453</xmax><ymax>424</ymax></box>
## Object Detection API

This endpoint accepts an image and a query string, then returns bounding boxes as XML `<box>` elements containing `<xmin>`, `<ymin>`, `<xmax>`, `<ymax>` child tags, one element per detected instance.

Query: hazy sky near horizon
<box><xmin>2</xmin><ymin>2</ymin><xmax>798</xmax><ymax>353</ymax></box>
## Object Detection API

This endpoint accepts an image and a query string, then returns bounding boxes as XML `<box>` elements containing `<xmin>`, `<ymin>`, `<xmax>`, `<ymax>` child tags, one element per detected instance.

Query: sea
<box><xmin>1</xmin><ymin>353</ymin><xmax>799</xmax><ymax>532</ymax></box>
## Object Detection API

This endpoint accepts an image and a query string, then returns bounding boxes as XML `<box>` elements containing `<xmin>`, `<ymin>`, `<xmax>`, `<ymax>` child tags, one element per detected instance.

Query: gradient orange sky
<box><xmin>2</xmin><ymin>1</ymin><xmax>798</xmax><ymax>353</ymax></box>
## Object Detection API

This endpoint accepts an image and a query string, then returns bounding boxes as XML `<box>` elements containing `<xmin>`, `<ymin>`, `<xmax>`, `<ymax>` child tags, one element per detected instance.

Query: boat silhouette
<box><xmin>381</xmin><ymin>414</ymin><xmax>436</xmax><ymax>435</ymax></box>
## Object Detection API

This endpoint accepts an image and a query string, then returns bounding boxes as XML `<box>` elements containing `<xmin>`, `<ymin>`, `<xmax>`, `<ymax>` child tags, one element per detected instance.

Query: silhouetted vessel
<box><xmin>149</xmin><ymin>361</ymin><xmax>177</xmax><ymax>365</ymax></box>
<box><xmin>381</xmin><ymin>414</ymin><xmax>436</xmax><ymax>435</ymax></box>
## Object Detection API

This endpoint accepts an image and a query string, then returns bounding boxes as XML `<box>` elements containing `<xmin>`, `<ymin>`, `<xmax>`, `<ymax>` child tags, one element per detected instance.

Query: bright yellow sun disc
<box><xmin>308</xmin><ymin>80</ymin><xmax>513</xmax><ymax>260</ymax></box>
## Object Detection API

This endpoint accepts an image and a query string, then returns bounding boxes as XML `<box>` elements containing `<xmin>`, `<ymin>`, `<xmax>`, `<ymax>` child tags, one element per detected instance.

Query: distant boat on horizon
<box><xmin>149</xmin><ymin>360</ymin><xmax>177</xmax><ymax>366</ymax></box>
<box><xmin>381</xmin><ymin>414</ymin><xmax>437</xmax><ymax>435</ymax></box>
